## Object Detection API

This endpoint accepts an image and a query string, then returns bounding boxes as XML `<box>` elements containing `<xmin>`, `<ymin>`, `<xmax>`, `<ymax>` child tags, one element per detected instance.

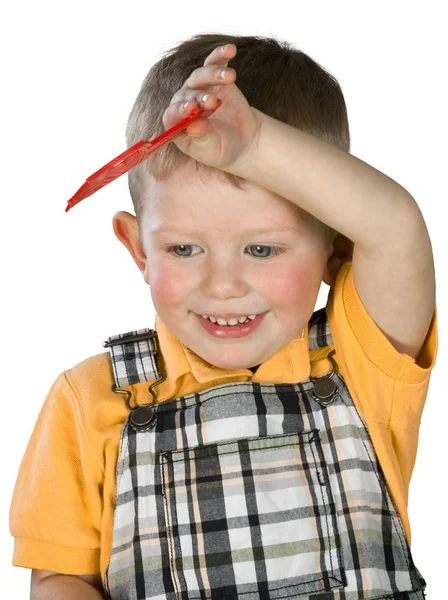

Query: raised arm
<box><xmin>234</xmin><ymin>109</ymin><xmax>435</xmax><ymax>362</ymax></box>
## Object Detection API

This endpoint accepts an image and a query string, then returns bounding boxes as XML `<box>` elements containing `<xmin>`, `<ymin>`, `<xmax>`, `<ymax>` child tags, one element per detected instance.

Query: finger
<box><xmin>173</xmin><ymin>64</ymin><xmax>235</xmax><ymax>105</ymax></box>
<box><xmin>184</xmin><ymin>116</ymin><xmax>215</xmax><ymax>140</ymax></box>
<box><xmin>162</xmin><ymin>100</ymin><xmax>215</xmax><ymax>143</ymax></box>
<box><xmin>186</xmin><ymin>63</ymin><xmax>235</xmax><ymax>91</ymax></box>
<box><xmin>170</xmin><ymin>80</ymin><xmax>215</xmax><ymax>107</ymax></box>
<box><xmin>174</xmin><ymin>89</ymin><xmax>217</xmax><ymax>117</ymax></box>
<box><xmin>169</xmin><ymin>64</ymin><xmax>235</xmax><ymax>110</ymax></box>
<box><xmin>173</xmin><ymin>44</ymin><xmax>236</xmax><ymax>100</ymax></box>
<box><xmin>163</xmin><ymin>94</ymin><xmax>217</xmax><ymax>129</ymax></box>
<box><xmin>168</xmin><ymin>45</ymin><xmax>236</xmax><ymax>109</ymax></box>
<box><xmin>203</xmin><ymin>43</ymin><xmax>237</xmax><ymax>66</ymax></box>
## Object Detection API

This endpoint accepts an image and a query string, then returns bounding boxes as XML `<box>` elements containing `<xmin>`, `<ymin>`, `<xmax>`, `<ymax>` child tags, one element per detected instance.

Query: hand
<box><xmin>162</xmin><ymin>43</ymin><xmax>263</xmax><ymax>174</ymax></box>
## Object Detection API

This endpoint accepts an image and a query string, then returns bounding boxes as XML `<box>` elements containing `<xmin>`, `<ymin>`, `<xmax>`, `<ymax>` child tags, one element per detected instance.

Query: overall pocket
<box><xmin>160</xmin><ymin>429</ymin><xmax>345</xmax><ymax>599</ymax></box>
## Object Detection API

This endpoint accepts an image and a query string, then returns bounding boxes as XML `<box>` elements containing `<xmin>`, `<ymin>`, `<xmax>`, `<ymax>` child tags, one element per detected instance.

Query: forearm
<box><xmin>234</xmin><ymin>109</ymin><xmax>423</xmax><ymax>253</ymax></box>
<box><xmin>33</xmin><ymin>574</ymin><xmax>105</xmax><ymax>599</ymax></box>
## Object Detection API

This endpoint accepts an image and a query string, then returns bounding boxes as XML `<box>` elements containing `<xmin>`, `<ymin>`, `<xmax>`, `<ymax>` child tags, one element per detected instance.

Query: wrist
<box><xmin>225</xmin><ymin>107</ymin><xmax>265</xmax><ymax>180</ymax></box>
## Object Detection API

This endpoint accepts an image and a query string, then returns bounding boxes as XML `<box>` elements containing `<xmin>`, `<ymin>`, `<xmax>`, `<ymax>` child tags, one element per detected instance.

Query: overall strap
<box><xmin>308</xmin><ymin>307</ymin><xmax>334</xmax><ymax>351</ymax></box>
<box><xmin>102</xmin><ymin>307</ymin><xmax>334</xmax><ymax>391</ymax></box>
<box><xmin>102</xmin><ymin>328</ymin><xmax>162</xmax><ymax>388</ymax></box>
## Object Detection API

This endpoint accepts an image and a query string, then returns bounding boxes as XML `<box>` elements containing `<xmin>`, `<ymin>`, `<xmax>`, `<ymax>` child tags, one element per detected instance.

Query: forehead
<box><xmin>142</xmin><ymin>166</ymin><xmax>315</xmax><ymax>235</ymax></box>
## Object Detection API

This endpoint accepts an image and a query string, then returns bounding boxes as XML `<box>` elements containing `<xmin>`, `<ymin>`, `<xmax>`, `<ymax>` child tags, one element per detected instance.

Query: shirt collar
<box><xmin>152</xmin><ymin>313</ymin><xmax>311</xmax><ymax>399</ymax></box>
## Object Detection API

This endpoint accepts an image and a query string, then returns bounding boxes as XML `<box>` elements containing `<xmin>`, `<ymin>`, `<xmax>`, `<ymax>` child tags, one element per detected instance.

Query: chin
<box><xmin>203</xmin><ymin>353</ymin><xmax>261</xmax><ymax>371</ymax></box>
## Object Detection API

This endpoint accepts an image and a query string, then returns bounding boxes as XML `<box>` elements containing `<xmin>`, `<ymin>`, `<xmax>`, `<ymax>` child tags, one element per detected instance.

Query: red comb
<box><xmin>65</xmin><ymin>98</ymin><xmax>223</xmax><ymax>212</ymax></box>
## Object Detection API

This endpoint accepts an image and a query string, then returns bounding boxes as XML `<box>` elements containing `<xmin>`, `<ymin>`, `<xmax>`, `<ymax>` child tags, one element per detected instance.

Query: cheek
<box><xmin>149</xmin><ymin>264</ymin><xmax>189</xmax><ymax>308</ymax></box>
<box><xmin>262</xmin><ymin>262</ymin><xmax>315</xmax><ymax>305</ymax></box>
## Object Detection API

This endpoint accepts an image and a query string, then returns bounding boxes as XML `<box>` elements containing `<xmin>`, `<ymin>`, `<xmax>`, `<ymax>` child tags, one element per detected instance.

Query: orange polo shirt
<box><xmin>9</xmin><ymin>261</ymin><xmax>438</xmax><ymax>583</ymax></box>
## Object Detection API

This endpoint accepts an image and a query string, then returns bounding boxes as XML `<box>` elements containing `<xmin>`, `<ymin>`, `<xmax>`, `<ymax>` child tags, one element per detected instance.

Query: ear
<box><xmin>112</xmin><ymin>211</ymin><xmax>150</xmax><ymax>284</ymax></box>
<box><xmin>322</xmin><ymin>233</ymin><xmax>354</xmax><ymax>287</ymax></box>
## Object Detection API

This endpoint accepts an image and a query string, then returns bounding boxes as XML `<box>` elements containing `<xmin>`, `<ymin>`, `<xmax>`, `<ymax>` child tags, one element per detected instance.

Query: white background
<box><xmin>2</xmin><ymin>1</ymin><xmax>446</xmax><ymax>596</ymax></box>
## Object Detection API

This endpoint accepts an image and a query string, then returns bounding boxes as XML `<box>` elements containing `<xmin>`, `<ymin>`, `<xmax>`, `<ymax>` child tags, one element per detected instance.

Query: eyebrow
<box><xmin>151</xmin><ymin>225</ymin><xmax>299</xmax><ymax>236</ymax></box>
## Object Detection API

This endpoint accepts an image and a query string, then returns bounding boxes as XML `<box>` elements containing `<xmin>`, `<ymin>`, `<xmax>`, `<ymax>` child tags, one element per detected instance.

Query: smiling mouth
<box><xmin>198</xmin><ymin>312</ymin><xmax>253</xmax><ymax>318</ymax></box>
<box><xmin>195</xmin><ymin>311</ymin><xmax>269</xmax><ymax>339</ymax></box>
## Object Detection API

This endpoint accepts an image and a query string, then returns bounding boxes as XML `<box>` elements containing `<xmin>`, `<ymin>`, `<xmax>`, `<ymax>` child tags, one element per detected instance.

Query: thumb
<box><xmin>186</xmin><ymin>118</ymin><xmax>215</xmax><ymax>143</ymax></box>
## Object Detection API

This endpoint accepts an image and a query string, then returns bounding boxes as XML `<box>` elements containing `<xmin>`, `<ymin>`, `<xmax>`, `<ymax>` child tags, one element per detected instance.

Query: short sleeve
<box><xmin>9</xmin><ymin>371</ymin><xmax>104</xmax><ymax>575</ymax></box>
<box><xmin>327</xmin><ymin>261</ymin><xmax>438</xmax><ymax>430</ymax></box>
<box><xmin>342</xmin><ymin>261</ymin><xmax>438</xmax><ymax>383</ymax></box>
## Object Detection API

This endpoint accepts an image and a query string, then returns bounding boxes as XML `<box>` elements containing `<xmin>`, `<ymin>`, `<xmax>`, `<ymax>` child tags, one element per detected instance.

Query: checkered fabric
<box><xmin>103</xmin><ymin>329</ymin><xmax>161</xmax><ymax>387</ymax></box>
<box><xmin>103</xmin><ymin>308</ymin><xmax>427</xmax><ymax>599</ymax></box>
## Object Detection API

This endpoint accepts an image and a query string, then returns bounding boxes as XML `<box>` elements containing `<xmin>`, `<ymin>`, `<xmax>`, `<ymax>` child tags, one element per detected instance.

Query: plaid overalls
<box><xmin>102</xmin><ymin>307</ymin><xmax>427</xmax><ymax>599</ymax></box>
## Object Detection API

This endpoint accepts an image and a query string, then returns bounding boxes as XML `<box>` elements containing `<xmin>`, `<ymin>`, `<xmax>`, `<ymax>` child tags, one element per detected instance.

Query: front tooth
<box><xmin>227</xmin><ymin>318</ymin><xmax>240</xmax><ymax>326</ymax></box>
<box><xmin>201</xmin><ymin>315</ymin><xmax>253</xmax><ymax>325</ymax></box>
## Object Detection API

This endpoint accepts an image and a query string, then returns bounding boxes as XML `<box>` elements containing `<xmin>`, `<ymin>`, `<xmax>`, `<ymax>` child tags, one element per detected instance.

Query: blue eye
<box><xmin>167</xmin><ymin>244</ymin><xmax>200</xmax><ymax>257</ymax></box>
<box><xmin>166</xmin><ymin>244</ymin><xmax>286</xmax><ymax>259</ymax></box>
<box><xmin>249</xmin><ymin>245</ymin><xmax>285</xmax><ymax>258</ymax></box>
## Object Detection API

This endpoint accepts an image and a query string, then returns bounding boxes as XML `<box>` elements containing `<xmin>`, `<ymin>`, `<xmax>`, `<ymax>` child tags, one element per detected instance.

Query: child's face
<box><xmin>117</xmin><ymin>164</ymin><xmax>334</xmax><ymax>371</ymax></box>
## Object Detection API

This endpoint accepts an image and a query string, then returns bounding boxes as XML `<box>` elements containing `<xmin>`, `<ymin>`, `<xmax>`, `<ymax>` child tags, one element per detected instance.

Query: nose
<box><xmin>200</xmin><ymin>258</ymin><xmax>251</xmax><ymax>300</ymax></box>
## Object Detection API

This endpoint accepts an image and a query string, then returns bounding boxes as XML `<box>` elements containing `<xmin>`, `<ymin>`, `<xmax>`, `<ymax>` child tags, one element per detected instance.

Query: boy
<box><xmin>10</xmin><ymin>34</ymin><xmax>437</xmax><ymax>599</ymax></box>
